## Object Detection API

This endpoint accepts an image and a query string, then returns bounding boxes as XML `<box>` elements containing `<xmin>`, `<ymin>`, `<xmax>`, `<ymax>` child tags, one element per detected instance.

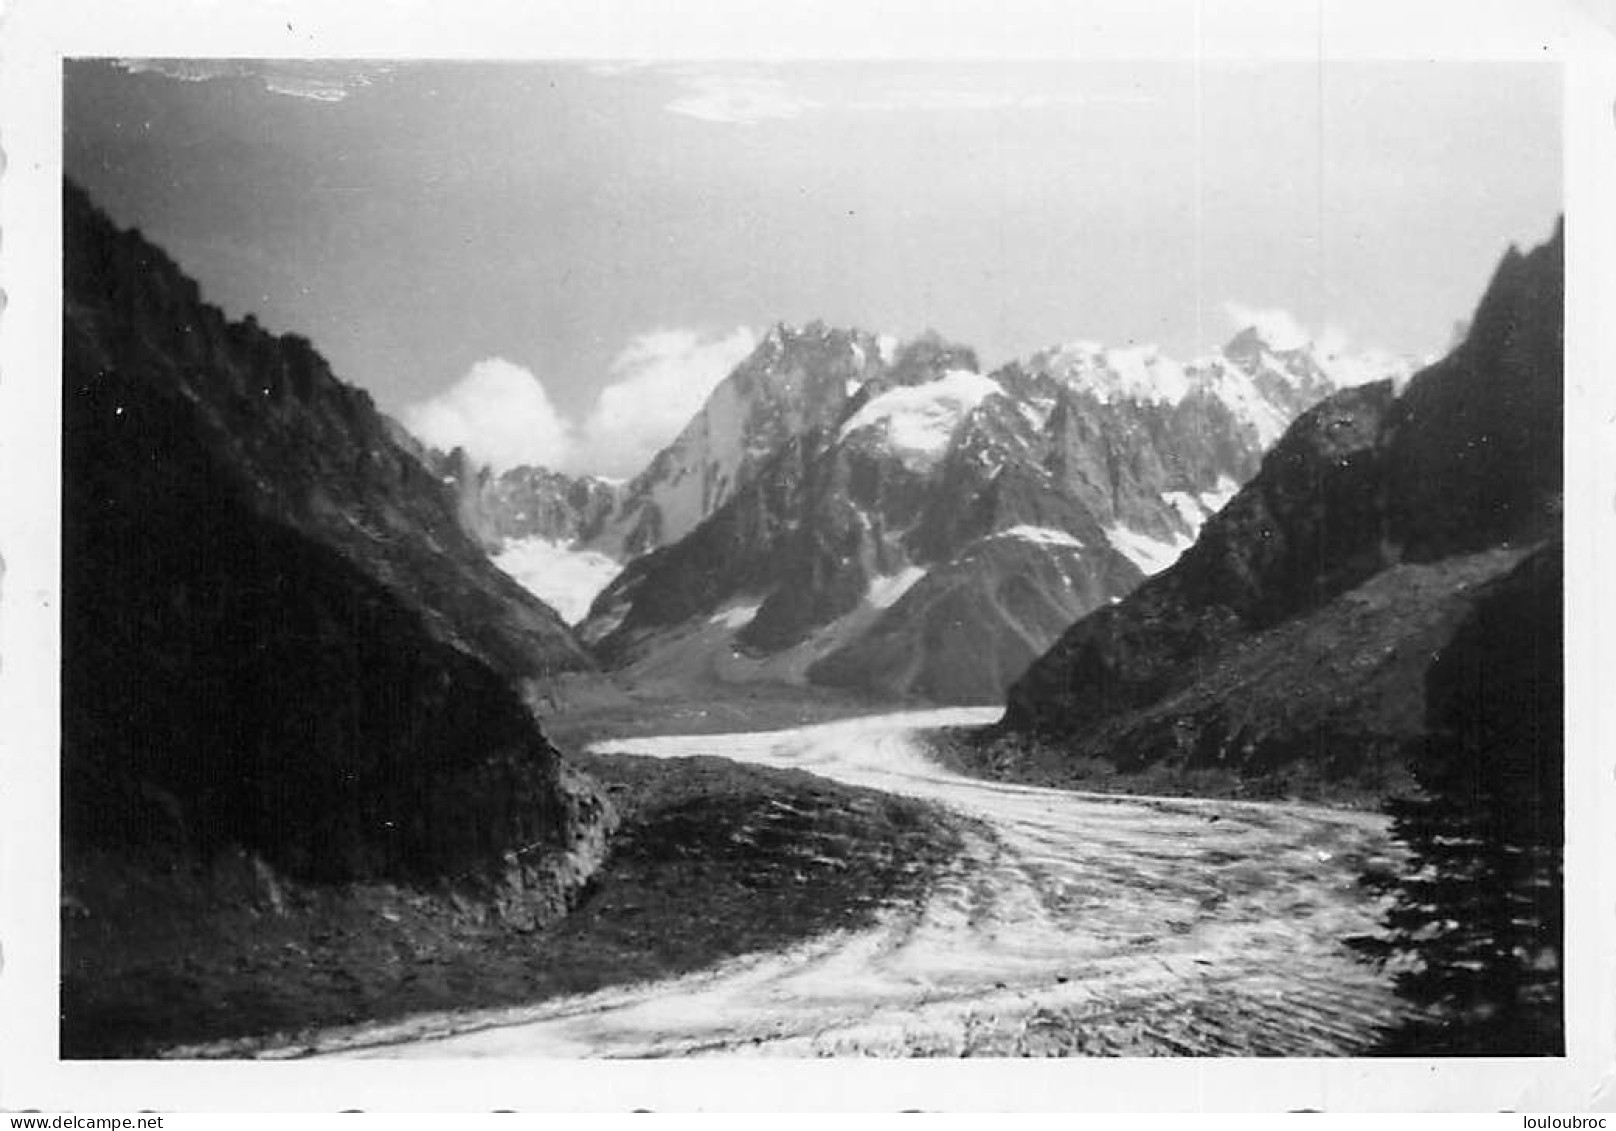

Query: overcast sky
<box><xmin>65</xmin><ymin>59</ymin><xmax>1562</xmax><ymax>476</ymax></box>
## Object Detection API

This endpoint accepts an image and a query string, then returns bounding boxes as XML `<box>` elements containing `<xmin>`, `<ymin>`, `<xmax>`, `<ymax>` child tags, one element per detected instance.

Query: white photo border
<box><xmin>2</xmin><ymin>0</ymin><xmax>1612</xmax><ymax>1113</ymax></box>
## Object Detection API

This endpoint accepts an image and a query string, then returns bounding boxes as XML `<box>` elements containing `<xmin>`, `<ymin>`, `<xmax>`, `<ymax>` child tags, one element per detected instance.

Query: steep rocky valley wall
<box><xmin>60</xmin><ymin>184</ymin><xmax>616</xmax><ymax>1052</ymax></box>
<box><xmin>996</xmin><ymin>221</ymin><xmax>1563</xmax><ymax>801</ymax></box>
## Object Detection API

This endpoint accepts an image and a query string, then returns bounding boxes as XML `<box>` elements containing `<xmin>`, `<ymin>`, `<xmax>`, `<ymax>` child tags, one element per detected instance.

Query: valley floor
<box><xmin>534</xmin><ymin>673</ymin><xmax>917</xmax><ymax>751</ymax></box>
<box><xmin>260</xmin><ymin>709</ymin><xmax>1411</xmax><ymax>1058</ymax></box>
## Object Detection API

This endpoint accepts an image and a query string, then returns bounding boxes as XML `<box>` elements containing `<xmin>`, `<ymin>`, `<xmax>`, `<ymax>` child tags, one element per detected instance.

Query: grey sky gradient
<box><xmin>65</xmin><ymin>59</ymin><xmax>1562</xmax><ymax>474</ymax></box>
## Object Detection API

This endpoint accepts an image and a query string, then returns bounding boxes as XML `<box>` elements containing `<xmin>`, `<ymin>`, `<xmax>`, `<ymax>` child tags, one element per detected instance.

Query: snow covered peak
<box><xmin>1218</xmin><ymin>326</ymin><xmax>1323</xmax><ymax>385</ymax></box>
<box><xmin>1016</xmin><ymin>325</ymin><xmax>1405</xmax><ymax>449</ymax></box>
<box><xmin>1190</xmin><ymin>360</ymin><xmax>1296</xmax><ymax>447</ymax></box>
<box><xmin>1221</xmin><ymin>323</ymin><xmax>1411</xmax><ymax>392</ymax></box>
<box><xmin>1034</xmin><ymin>341</ymin><xmax>1191</xmax><ymax>405</ymax></box>
<box><xmin>838</xmin><ymin>368</ymin><xmax>1003</xmax><ymax>469</ymax></box>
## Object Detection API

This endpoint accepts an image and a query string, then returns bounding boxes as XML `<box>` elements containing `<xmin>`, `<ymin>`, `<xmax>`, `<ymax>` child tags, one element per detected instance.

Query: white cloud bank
<box><xmin>400</xmin><ymin>358</ymin><xmax>576</xmax><ymax>472</ymax></box>
<box><xmin>114</xmin><ymin>59</ymin><xmax>394</xmax><ymax>102</ymax></box>
<box><xmin>658</xmin><ymin>67</ymin><xmax>1153</xmax><ymax>127</ymax></box>
<box><xmin>665</xmin><ymin>71</ymin><xmax>824</xmax><ymax>125</ymax></box>
<box><xmin>582</xmin><ymin>327</ymin><xmax>758</xmax><ymax>476</ymax></box>
<box><xmin>400</xmin><ymin>327</ymin><xmax>757</xmax><ymax>477</ymax></box>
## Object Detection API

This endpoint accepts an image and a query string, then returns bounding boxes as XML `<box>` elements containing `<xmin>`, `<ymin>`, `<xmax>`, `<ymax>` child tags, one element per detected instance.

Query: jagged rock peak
<box><xmin>1222</xmin><ymin>325</ymin><xmax>1285</xmax><ymax>360</ymax></box>
<box><xmin>885</xmin><ymin>330</ymin><xmax>982</xmax><ymax>386</ymax></box>
<box><xmin>583</xmin><ymin>319</ymin><xmax>890</xmax><ymax>560</ymax></box>
<box><xmin>756</xmin><ymin>320</ymin><xmax>879</xmax><ymax>360</ymax></box>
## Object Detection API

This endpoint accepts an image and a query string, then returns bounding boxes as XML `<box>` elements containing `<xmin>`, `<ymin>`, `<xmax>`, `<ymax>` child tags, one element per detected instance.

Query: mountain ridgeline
<box><xmin>62</xmin><ymin>183</ymin><xmax>610</xmax><ymax>924</ymax></box>
<box><xmin>426</xmin><ymin>323</ymin><xmax>887</xmax><ymax>558</ymax></box>
<box><xmin>571</xmin><ymin>320</ymin><xmax>1403</xmax><ymax>703</ymax></box>
<box><xmin>410</xmin><ymin>441</ymin><xmax>622</xmax><ymax>555</ymax></box>
<box><xmin>996</xmin><ymin>220</ymin><xmax>1563</xmax><ymax>797</ymax></box>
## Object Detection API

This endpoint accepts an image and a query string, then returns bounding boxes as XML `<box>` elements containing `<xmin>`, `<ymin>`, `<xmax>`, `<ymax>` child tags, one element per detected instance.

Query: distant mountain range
<box><xmin>422</xmin><ymin>213</ymin><xmax>1552</xmax><ymax>743</ymax></box>
<box><xmin>470</xmin><ymin>318</ymin><xmax>1409</xmax><ymax>702</ymax></box>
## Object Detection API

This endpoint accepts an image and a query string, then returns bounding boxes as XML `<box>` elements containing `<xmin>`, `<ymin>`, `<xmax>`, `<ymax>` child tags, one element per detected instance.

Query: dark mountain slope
<box><xmin>1356</xmin><ymin>539</ymin><xmax>1563</xmax><ymax>1054</ymax></box>
<box><xmin>61</xmin><ymin>183</ymin><xmax>614</xmax><ymax>1056</ymax></box>
<box><xmin>808</xmin><ymin>532</ymin><xmax>1125</xmax><ymax>704</ymax></box>
<box><xmin>1383</xmin><ymin>220</ymin><xmax>1565</xmax><ymax>559</ymax></box>
<box><xmin>62</xmin><ymin>362</ymin><xmax>608</xmax><ymax>891</ymax></box>
<box><xmin>64</xmin><ymin>181</ymin><xmax>593</xmax><ymax>682</ymax></box>
<box><xmin>1000</xmin><ymin>380</ymin><xmax>1400</xmax><ymax>736</ymax></box>
<box><xmin>997</xmin><ymin>220</ymin><xmax>1562</xmax><ymax>796</ymax></box>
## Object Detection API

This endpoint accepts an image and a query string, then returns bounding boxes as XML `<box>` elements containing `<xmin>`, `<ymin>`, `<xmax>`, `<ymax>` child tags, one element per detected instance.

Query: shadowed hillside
<box><xmin>61</xmin><ymin>183</ymin><xmax>614</xmax><ymax>1054</ymax></box>
<box><xmin>1352</xmin><ymin>541</ymin><xmax>1563</xmax><ymax>1055</ymax></box>
<box><xmin>994</xmin><ymin>221</ymin><xmax>1562</xmax><ymax>800</ymax></box>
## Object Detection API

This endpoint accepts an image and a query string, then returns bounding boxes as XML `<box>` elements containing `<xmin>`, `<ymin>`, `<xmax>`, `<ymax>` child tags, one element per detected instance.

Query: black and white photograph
<box><xmin>2</xmin><ymin>0</ymin><xmax>1612</xmax><ymax>1116</ymax></box>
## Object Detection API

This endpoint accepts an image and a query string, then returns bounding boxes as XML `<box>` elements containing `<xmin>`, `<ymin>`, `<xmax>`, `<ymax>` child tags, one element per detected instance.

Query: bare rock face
<box><xmin>62</xmin><ymin>181</ymin><xmax>610</xmax><ymax>915</ymax></box>
<box><xmin>999</xmin><ymin>221</ymin><xmax>1563</xmax><ymax>794</ymax></box>
<box><xmin>417</xmin><ymin>447</ymin><xmax>622</xmax><ymax>554</ymax></box>
<box><xmin>590</xmin><ymin>321</ymin><xmax>888</xmax><ymax>559</ymax></box>
<box><xmin>996</xmin><ymin>380</ymin><xmax>1392</xmax><ymax>732</ymax></box>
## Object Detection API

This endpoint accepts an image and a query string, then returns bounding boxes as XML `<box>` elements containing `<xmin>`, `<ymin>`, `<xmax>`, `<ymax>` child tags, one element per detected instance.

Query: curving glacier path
<box><xmin>300</xmin><ymin>709</ymin><xmax>1406</xmax><ymax>1058</ymax></box>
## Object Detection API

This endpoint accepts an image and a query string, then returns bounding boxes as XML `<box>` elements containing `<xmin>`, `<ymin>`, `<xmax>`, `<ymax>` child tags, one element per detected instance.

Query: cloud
<box><xmin>851</xmin><ymin>89</ymin><xmax>1060</xmax><ymax>112</ymax></box>
<box><xmin>844</xmin><ymin>88</ymin><xmax>1151</xmax><ymax>114</ymax></box>
<box><xmin>578</xmin><ymin>327</ymin><xmax>758</xmax><ymax>476</ymax></box>
<box><xmin>655</xmin><ymin>65</ymin><xmax>1154</xmax><ymax>126</ymax></box>
<box><xmin>113</xmin><ymin>59</ymin><xmax>229</xmax><ymax>83</ymax></box>
<box><xmin>586</xmin><ymin>62</ymin><xmax>655</xmax><ymax>78</ymax></box>
<box><xmin>664</xmin><ymin>70</ymin><xmax>823</xmax><ymax>125</ymax></box>
<box><xmin>400</xmin><ymin>358</ymin><xmax>576</xmax><ymax>473</ymax></box>
<box><xmin>400</xmin><ymin>328</ymin><xmax>758</xmax><ymax>478</ymax></box>
<box><xmin>261</xmin><ymin>74</ymin><xmax>373</xmax><ymax>103</ymax></box>
<box><xmin>112</xmin><ymin>59</ymin><xmax>393</xmax><ymax>101</ymax></box>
